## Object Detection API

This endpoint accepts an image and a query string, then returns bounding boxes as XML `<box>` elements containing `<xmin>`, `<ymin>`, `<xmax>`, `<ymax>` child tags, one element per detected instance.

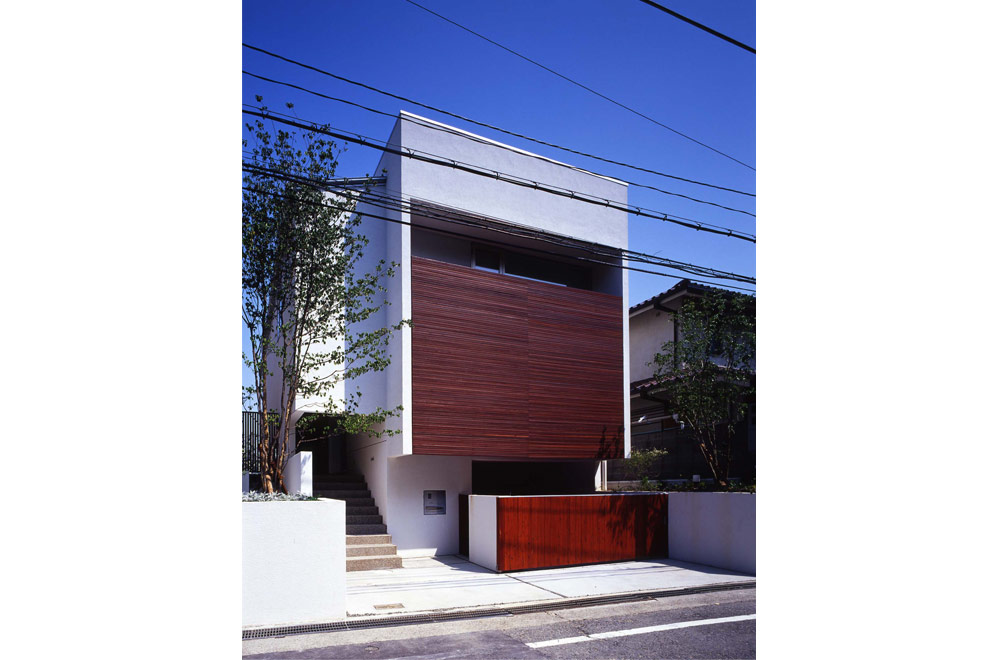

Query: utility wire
<box><xmin>241</xmin><ymin>44</ymin><xmax>754</xmax><ymax>196</ymax></box>
<box><xmin>400</xmin><ymin>0</ymin><xmax>754</xmax><ymax>170</ymax></box>
<box><xmin>243</xmin><ymin>69</ymin><xmax>757</xmax><ymax>217</ymax></box>
<box><xmin>341</xmin><ymin>185</ymin><xmax>753</xmax><ymax>283</ymax></box>
<box><xmin>242</xmin><ymin>161</ymin><xmax>755</xmax><ymax>285</ymax></box>
<box><xmin>637</xmin><ymin>1</ymin><xmax>755</xmax><ymax>54</ymax></box>
<box><xmin>243</xmin><ymin>108</ymin><xmax>756</xmax><ymax>242</ymax></box>
<box><xmin>241</xmin><ymin>181</ymin><xmax>755</xmax><ymax>293</ymax></box>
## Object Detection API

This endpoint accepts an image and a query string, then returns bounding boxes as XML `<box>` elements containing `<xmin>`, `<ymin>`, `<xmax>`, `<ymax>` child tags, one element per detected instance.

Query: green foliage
<box><xmin>651</xmin><ymin>289</ymin><xmax>755</xmax><ymax>487</ymax></box>
<box><xmin>665</xmin><ymin>479</ymin><xmax>755</xmax><ymax>493</ymax></box>
<box><xmin>622</xmin><ymin>447</ymin><xmax>669</xmax><ymax>488</ymax></box>
<box><xmin>242</xmin><ymin>100</ymin><xmax>408</xmax><ymax>493</ymax></box>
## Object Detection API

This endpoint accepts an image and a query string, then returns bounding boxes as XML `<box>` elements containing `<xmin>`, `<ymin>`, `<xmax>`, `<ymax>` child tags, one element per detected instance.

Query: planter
<box><xmin>668</xmin><ymin>492</ymin><xmax>755</xmax><ymax>575</ymax></box>
<box><xmin>242</xmin><ymin>499</ymin><xmax>346</xmax><ymax>627</ymax></box>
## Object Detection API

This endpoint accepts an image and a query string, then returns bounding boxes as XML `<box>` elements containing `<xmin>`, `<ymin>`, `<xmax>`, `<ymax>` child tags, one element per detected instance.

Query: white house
<box><xmin>620</xmin><ymin>280</ymin><xmax>755</xmax><ymax>484</ymax></box>
<box><xmin>293</xmin><ymin>111</ymin><xmax>633</xmax><ymax>565</ymax></box>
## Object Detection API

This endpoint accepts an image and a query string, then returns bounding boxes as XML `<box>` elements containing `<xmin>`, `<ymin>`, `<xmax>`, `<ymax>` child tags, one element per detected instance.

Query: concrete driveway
<box><xmin>346</xmin><ymin>555</ymin><xmax>753</xmax><ymax>616</ymax></box>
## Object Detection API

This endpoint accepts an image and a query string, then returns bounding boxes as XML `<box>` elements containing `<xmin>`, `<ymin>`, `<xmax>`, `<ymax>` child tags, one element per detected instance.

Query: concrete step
<box><xmin>347</xmin><ymin>555</ymin><xmax>403</xmax><ymax>572</ymax></box>
<box><xmin>345</xmin><ymin>505</ymin><xmax>379</xmax><ymax>516</ymax></box>
<box><xmin>346</xmin><ymin>514</ymin><xmax>384</xmax><ymax>525</ymax></box>
<box><xmin>314</xmin><ymin>472</ymin><xmax>364</xmax><ymax>483</ymax></box>
<box><xmin>346</xmin><ymin>534</ymin><xmax>391</xmax><ymax>546</ymax></box>
<box><xmin>315</xmin><ymin>489</ymin><xmax>372</xmax><ymax>500</ymax></box>
<box><xmin>346</xmin><ymin>523</ymin><xmax>388</xmax><ymax>535</ymax></box>
<box><xmin>346</xmin><ymin>543</ymin><xmax>398</xmax><ymax>558</ymax></box>
<box><xmin>313</xmin><ymin>481</ymin><xmax>367</xmax><ymax>490</ymax></box>
<box><xmin>334</xmin><ymin>497</ymin><xmax>375</xmax><ymax>507</ymax></box>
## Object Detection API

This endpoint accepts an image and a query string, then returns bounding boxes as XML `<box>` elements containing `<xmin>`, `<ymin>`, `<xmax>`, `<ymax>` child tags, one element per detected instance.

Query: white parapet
<box><xmin>283</xmin><ymin>451</ymin><xmax>313</xmax><ymax>496</ymax></box>
<box><xmin>668</xmin><ymin>493</ymin><xmax>756</xmax><ymax>575</ymax></box>
<box><xmin>468</xmin><ymin>495</ymin><xmax>498</xmax><ymax>572</ymax></box>
<box><xmin>242</xmin><ymin>499</ymin><xmax>346</xmax><ymax>627</ymax></box>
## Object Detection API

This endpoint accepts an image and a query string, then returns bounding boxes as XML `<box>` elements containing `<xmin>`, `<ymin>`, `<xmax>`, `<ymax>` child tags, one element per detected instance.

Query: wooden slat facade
<box><xmin>411</xmin><ymin>257</ymin><xmax>625</xmax><ymax>459</ymax></box>
<box><xmin>495</xmin><ymin>494</ymin><xmax>668</xmax><ymax>572</ymax></box>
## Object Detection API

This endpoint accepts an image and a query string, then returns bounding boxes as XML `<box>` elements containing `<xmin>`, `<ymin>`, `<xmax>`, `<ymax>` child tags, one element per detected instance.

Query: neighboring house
<box><xmin>296</xmin><ymin>111</ymin><xmax>631</xmax><ymax>558</ymax></box>
<box><xmin>613</xmin><ymin>280</ymin><xmax>756</xmax><ymax>484</ymax></box>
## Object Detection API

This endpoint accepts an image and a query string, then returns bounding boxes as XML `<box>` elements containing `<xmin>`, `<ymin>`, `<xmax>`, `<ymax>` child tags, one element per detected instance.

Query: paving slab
<box><xmin>507</xmin><ymin>558</ymin><xmax>753</xmax><ymax>598</ymax></box>
<box><xmin>345</xmin><ymin>556</ymin><xmax>553</xmax><ymax>616</ymax></box>
<box><xmin>345</xmin><ymin>556</ymin><xmax>753</xmax><ymax>617</ymax></box>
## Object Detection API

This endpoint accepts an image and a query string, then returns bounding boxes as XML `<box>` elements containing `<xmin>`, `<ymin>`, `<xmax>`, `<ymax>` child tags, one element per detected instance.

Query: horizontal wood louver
<box><xmin>410</xmin><ymin>256</ymin><xmax>624</xmax><ymax>459</ymax></box>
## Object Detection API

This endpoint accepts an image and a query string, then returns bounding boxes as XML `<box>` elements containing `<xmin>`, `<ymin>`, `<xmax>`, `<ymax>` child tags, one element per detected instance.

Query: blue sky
<box><xmin>242</xmin><ymin>0</ymin><xmax>755</xmax><ymax>385</ymax></box>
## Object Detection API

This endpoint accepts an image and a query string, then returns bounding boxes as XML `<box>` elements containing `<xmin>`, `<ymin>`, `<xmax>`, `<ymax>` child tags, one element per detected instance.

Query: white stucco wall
<box><xmin>282</xmin><ymin>451</ymin><xmax>312</xmax><ymax>497</ymax></box>
<box><xmin>383</xmin><ymin>454</ymin><xmax>472</xmax><ymax>557</ymax></box>
<box><xmin>468</xmin><ymin>495</ymin><xmax>498</xmax><ymax>571</ymax></box>
<box><xmin>343</xmin><ymin>117</ymin><xmax>410</xmax><ymax>458</ymax></box>
<box><xmin>629</xmin><ymin>308</ymin><xmax>673</xmax><ymax>384</ymax></box>
<box><xmin>621</xmin><ymin>263</ymin><xmax>631</xmax><ymax>458</ymax></box>
<box><xmin>668</xmin><ymin>493</ymin><xmax>755</xmax><ymax>575</ymax></box>
<box><xmin>242</xmin><ymin>500</ymin><xmax>346</xmax><ymax>627</ymax></box>
<box><xmin>398</xmin><ymin>112</ymin><xmax>628</xmax><ymax>249</ymax></box>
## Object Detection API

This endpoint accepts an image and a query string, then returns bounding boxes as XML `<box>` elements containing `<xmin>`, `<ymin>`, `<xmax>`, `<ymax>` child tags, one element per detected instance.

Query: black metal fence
<box><xmin>608</xmin><ymin>422</ymin><xmax>754</xmax><ymax>482</ymax></box>
<box><xmin>242</xmin><ymin>411</ymin><xmax>279</xmax><ymax>474</ymax></box>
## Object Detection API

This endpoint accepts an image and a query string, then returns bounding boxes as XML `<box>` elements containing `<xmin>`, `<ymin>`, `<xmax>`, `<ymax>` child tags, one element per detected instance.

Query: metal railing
<box><xmin>242</xmin><ymin>411</ymin><xmax>279</xmax><ymax>474</ymax></box>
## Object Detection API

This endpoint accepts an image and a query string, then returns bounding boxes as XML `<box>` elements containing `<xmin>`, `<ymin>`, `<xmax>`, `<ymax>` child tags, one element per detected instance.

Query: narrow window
<box><xmin>472</xmin><ymin>247</ymin><xmax>501</xmax><ymax>272</ymax></box>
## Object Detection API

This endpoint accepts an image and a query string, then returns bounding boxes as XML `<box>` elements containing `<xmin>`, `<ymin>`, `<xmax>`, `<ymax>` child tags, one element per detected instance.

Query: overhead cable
<box><xmin>242</xmin><ymin>162</ymin><xmax>755</xmax><ymax>285</ymax></box>
<box><xmin>243</xmin><ymin>69</ymin><xmax>757</xmax><ymax>216</ymax></box>
<box><xmin>637</xmin><ymin>1</ymin><xmax>755</xmax><ymax>54</ymax></box>
<box><xmin>241</xmin><ymin>182</ymin><xmax>755</xmax><ymax>294</ymax></box>
<box><xmin>242</xmin><ymin>108</ymin><xmax>756</xmax><ymax>242</ymax></box>
<box><xmin>400</xmin><ymin>0</ymin><xmax>754</xmax><ymax>170</ymax></box>
<box><xmin>241</xmin><ymin>44</ymin><xmax>754</xmax><ymax>196</ymax></box>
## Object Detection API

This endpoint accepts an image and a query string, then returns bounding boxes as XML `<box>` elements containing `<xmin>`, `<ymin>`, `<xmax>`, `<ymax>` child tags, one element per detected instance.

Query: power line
<box><xmin>241</xmin><ymin>180</ymin><xmax>755</xmax><ymax>293</ymax></box>
<box><xmin>241</xmin><ymin>44</ymin><xmax>754</xmax><ymax>197</ymax></box>
<box><xmin>242</xmin><ymin>161</ymin><xmax>755</xmax><ymax>285</ymax></box>
<box><xmin>342</xmin><ymin>185</ymin><xmax>754</xmax><ymax>283</ymax></box>
<box><xmin>637</xmin><ymin>1</ymin><xmax>755</xmax><ymax>54</ymax></box>
<box><xmin>242</xmin><ymin>69</ymin><xmax>757</xmax><ymax>218</ymax></box>
<box><xmin>399</xmin><ymin>0</ymin><xmax>755</xmax><ymax>171</ymax></box>
<box><xmin>243</xmin><ymin>107</ymin><xmax>757</xmax><ymax>242</ymax></box>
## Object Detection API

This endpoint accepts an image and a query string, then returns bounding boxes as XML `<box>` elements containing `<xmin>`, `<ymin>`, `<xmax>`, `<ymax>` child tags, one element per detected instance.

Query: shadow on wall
<box><xmin>472</xmin><ymin>461</ymin><xmax>597</xmax><ymax>495</ymax></box>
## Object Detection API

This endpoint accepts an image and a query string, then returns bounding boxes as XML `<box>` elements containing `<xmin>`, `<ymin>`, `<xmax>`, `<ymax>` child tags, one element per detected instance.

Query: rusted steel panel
<box><xmin>410</xmin><ymin>257</ymin><xmax>624</xmax><ymax>458</ymax></box>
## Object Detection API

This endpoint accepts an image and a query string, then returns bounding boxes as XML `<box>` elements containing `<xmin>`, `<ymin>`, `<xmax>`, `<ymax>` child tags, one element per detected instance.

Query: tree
<box><xmin>651</xmin><ymin>289</ymin><xmax>754</xmax><ymax>488</ymax></box>
<box><xmin>242</xmin><ymin>100</ymin><xmax>407</xmax><ymax>493</ymax></box>
<box><xmin>622</xmin><ymin>447</ymin><xmax>669</xmax><ymax>491</ymax></box>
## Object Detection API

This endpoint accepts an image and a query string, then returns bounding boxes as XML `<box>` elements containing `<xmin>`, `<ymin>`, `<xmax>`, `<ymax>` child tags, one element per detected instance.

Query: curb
<box><xmin>242</xmin><ymin>579</ymin><xmax>756</xmax><ymax>640</ymax></box>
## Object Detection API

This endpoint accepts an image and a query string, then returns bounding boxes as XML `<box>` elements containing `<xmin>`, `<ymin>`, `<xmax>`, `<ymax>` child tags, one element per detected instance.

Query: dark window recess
<box><xmin>471</xmin><ymin>246</ymin><xmax>592</xmax><ymax>290</ymax></box>
<box><xmin>505</xmin><ymin>251</ymin><xmax>591</xmax><ymax>289</ymax></box>
<box><xmin>472</xmin><ymin>247</ymin><xmax>501</xmax><ymax>272</ymax></box>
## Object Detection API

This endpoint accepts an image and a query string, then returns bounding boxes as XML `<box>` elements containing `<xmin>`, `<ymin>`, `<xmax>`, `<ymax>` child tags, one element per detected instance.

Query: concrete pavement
<box><xmin>346</xmin><ymin>555</ymin><xmax>753</xmax><ymax>617</ymax></box>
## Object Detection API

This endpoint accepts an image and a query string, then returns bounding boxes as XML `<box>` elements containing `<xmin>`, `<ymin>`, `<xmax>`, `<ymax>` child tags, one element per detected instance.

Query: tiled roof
<box><xmin>629</xmin><ymin>279</ymin><xmax>716</xmax><ymax>313</ymax></box>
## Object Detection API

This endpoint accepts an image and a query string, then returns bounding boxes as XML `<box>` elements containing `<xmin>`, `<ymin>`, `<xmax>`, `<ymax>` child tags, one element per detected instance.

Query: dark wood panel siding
<box><xmin>495</xmin><ymin>494</ymin><xmax>668</xmax><ymax>572</ymax></box>
<box><xmin>411</xmin><ymin>257</ymin><xmax>624</xmax><ymax>459</ymax></box>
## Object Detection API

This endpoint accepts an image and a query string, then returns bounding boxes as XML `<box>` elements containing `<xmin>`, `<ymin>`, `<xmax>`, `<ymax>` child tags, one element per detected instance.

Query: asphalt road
<box><xmin>243</xmin><ymin>588</ymin><xmax>756</xmax><ymax>659</ymax></box>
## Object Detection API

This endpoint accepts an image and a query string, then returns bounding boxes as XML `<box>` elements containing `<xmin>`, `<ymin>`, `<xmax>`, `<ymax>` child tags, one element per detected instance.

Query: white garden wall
<box><xmin>242</xmin><ymin>499</ymin><xmax>346</xmax><ymax>628</ymax></box>
<box><xmin>468</xmin><ymin>495</ymin><xmax>498</xmax><ymax>571</ymax></box>
<box><xmin>668</xmin><ymin>493</ymin><xmax>755</xmax><ymax>575</ymax></box>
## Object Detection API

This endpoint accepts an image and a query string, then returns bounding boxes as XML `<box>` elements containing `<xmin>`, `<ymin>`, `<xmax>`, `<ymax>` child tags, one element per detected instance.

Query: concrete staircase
<box><xmin>314</xmin><ymin>472</ymin><xmax>403</xmax><ymax>572</ymax></box>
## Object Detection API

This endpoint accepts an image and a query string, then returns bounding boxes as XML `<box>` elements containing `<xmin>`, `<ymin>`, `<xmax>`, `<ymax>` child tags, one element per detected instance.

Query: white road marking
<box><xmin>525</xmin><ymin>614</ymin><xmax>756</xmax><ymax>649</ymax></box>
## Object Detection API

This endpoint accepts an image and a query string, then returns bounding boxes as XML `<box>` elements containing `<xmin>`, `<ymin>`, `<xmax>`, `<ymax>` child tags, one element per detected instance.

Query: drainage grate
<box><xmin>242</xmin><ymin>580</ymin><xmax>755</xmax><ymax>640</ymax></box>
